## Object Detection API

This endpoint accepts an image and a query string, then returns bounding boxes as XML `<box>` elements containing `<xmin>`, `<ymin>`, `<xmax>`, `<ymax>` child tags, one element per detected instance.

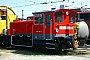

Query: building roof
<box><xmin>0</xmin><ymin>6</ymin><xmax>16</xmax><ymax>15</ymax></box>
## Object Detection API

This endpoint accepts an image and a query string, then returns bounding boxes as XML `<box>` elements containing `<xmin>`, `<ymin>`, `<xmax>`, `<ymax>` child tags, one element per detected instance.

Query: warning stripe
<box><xmin>59</xmin><ymin>26</ymin><xmax>73</xmax><ymax>29</ymax></box>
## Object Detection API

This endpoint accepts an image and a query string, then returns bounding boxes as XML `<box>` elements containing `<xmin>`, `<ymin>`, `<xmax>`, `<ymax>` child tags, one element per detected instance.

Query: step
<box><xmin>46</xmin><ymin>43</ymin><xmax>55</xmax><ymax>45</ymax></box>
<box><xmin>46</xmin><ymin>47</ymin><xmax>55</xmax><ymax>49</ymax></box>
<box><xmin>46</xmin><ymin>39</ymin><xmax>52</xmax><ymax>40</ymax></box>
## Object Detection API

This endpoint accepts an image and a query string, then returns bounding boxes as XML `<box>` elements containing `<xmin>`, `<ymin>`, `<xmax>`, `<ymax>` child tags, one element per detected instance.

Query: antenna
<box><xmin>22</xmin><ymin>10</ymin><xmax>24</xmax><ymax>20</ymax></box>
<box><xmin>81</xmin><ymin>2</ymin><xmax>82</xmax><ymax>8</ymax></box>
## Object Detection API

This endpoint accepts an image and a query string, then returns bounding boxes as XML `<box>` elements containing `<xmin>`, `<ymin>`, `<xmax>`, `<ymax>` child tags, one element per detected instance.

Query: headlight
<box><xmin>56</xmin><ymin>28</ymin><xmax>59</xmax><ymax>32</ymax></box>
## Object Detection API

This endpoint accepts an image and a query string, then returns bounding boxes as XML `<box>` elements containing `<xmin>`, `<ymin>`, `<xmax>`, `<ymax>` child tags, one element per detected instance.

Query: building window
<box><xmin>0</xmin><ymin>16</ymin><xmax>6</xmax><ymax>20</ymax></box>
<box><xmin>34</xmin><ymin>14</ymin><xmax>44</xmax><ymax>24</ymax></box>
<box><xmin>56</xmin><ymin>12</ymin><xmax>62</xmax><ymax>22</ymax></box>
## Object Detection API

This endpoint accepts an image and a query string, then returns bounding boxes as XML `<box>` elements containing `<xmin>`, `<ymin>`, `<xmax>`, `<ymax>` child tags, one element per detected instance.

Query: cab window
<box><xmin>34</xmin><ymin>14</ymin><xmax>44</xmax><ymax>24</ymax></box>
<box><xmin>69</xmin><ymin>13</ymin><xmax>75</xmax><ymax>23</ymax></box>
<box><xmin>46</xmin><ymin>14</ymin><xmax>51</xmax><ymax>26</ymax></box>
<box><xmin>27</xmin><ymin>17</ymin><xmax>33</xmax><ymax>20</ymax></box>
<box><xmin>56</xmin><ymin>12</ymin><xmax>62</xmax><ymax>22</ymax></box>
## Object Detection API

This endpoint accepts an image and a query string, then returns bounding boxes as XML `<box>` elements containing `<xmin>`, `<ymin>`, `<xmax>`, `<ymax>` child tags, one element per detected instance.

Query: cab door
<box><xmin>33</xmin><ymin>14</ymin><xmax>45</xmax><ymax>40</ymax></box>
<box><xmin>68</xmin><ymin>13</ymin><xmax>75</xmax><ymax>34</ymax></box>
<box><xmin>45</xmin><ymin>13</ymin><xmax>52</xmax><ymax>39</ymax></box>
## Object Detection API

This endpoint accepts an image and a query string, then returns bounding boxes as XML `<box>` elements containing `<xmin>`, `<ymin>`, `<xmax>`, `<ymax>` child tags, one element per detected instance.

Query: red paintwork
<box><xmin>10</xmin><ymin>20</ymin><xmax>34</xmax><ymax>35</ymax></box>
<box><xmin>54</xmin><ymin>9</ymin><xmax>77</xmax><ymax>35</ymax></box>
<box><xmin>10</xmin><ymin>9</ymin><xmax>77</xmax><ymax>36</ymax></box>
<box><xmin>13</xmin><ymin>20</ymin><xmax>22</xmax><ymax>22</ymax></box>
<box><xmin>6</xmin><ymin>29</ymin><xmax>10</xmax><ymax>35</ymax></box>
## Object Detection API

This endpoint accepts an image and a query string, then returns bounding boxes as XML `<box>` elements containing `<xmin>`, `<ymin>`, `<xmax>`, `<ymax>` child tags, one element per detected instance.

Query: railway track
<box><xmin>75</xmin><ymin>39</ymin><xmax>90</xmax><ymax>53</ymax></box>
<box><xmin>74</xmin><ymin>44</ymin><xmax>90</xmax><ymax>54</ymax></box>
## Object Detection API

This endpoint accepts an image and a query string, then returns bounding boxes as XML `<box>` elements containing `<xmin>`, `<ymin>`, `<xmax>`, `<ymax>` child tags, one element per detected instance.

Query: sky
<box><xmin>0</xmin><ymin>0</ymin><xmax>90</xmax><ymax>18</ymax></box>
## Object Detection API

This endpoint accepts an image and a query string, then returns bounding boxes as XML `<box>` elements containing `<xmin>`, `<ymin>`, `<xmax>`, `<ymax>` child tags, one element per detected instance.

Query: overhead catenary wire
<box><xmin>10</xmin><ymin>0</ymin><xmax>65</xmax><ymax>8</ymax></box>
<box><xmin>9</xmin><ymin>0</ymin><xmax>65</xmax><ymax>18</ymax></box>
<box><xmin>5</xmin><ymin>0</ymin><xmax>90</xmax><ymax>18</ymax></box>
<box><xmin>1</xmin><ymin>0</ymin><xmax>90</xmax><ymax>9</ymax></box>
<box><xmin>1</xmin><ymin>1</ymin><xmax>34</xmax><ymax>6</ymax></box>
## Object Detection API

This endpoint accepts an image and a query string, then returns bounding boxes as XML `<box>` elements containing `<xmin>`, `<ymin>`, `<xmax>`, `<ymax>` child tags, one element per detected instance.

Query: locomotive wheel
<box><xmin>79</xmin><ymin>36</ymin><xmax>88</xmax><ymax>46</ymax></box>
<box><xmin>55</xmin><ymin>40</ymin><xmax>62</xmax><ymax>53</ymax></box>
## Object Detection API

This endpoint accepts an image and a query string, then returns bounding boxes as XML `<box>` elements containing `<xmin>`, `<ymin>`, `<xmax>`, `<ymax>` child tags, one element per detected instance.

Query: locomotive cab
<box><xmin>32</xmin><ymin>9</ymin><xmax>78</xmax><ymax>51</ymax></box>
<box><xmin>33</xmin><ymin>9</ymin><xmax>77</xmax><ymax>39</ymax></box>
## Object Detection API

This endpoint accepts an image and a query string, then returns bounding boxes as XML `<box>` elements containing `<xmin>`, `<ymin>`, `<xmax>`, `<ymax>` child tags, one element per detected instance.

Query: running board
<box><xmin>11</xmin><ymin>44</ymin><xmax>33</xmax><ymax>47</ymax></box>
<box><xmin>11</xmin><ymin>35</ymin><xmax>33</xmax><ymax>48</ymax></box>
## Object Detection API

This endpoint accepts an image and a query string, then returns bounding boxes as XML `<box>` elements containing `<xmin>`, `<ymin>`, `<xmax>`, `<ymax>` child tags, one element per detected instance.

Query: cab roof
<box><xmin>32</xmin><ymin>10</ymin><xmax>54</xmax><ymax>14</ymax></box>
<box><xmin>32</xmin><ymin>9</ymin><xmax>77</xmax><ymax>15</ymax></box>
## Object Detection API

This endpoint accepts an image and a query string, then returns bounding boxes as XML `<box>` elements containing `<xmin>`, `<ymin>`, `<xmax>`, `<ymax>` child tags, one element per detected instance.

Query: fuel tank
<box><xmin>77</xmin><ymin>21</ymin><xmax>89</xmax><ymax>38</ymax></box>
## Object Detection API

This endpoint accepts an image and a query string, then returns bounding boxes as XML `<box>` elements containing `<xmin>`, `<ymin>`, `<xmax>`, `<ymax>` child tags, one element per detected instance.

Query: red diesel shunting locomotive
<box><xmin>1</xmin><ymin>9</ymin><xmax>78</xmax><ymax>52</ymax></box>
